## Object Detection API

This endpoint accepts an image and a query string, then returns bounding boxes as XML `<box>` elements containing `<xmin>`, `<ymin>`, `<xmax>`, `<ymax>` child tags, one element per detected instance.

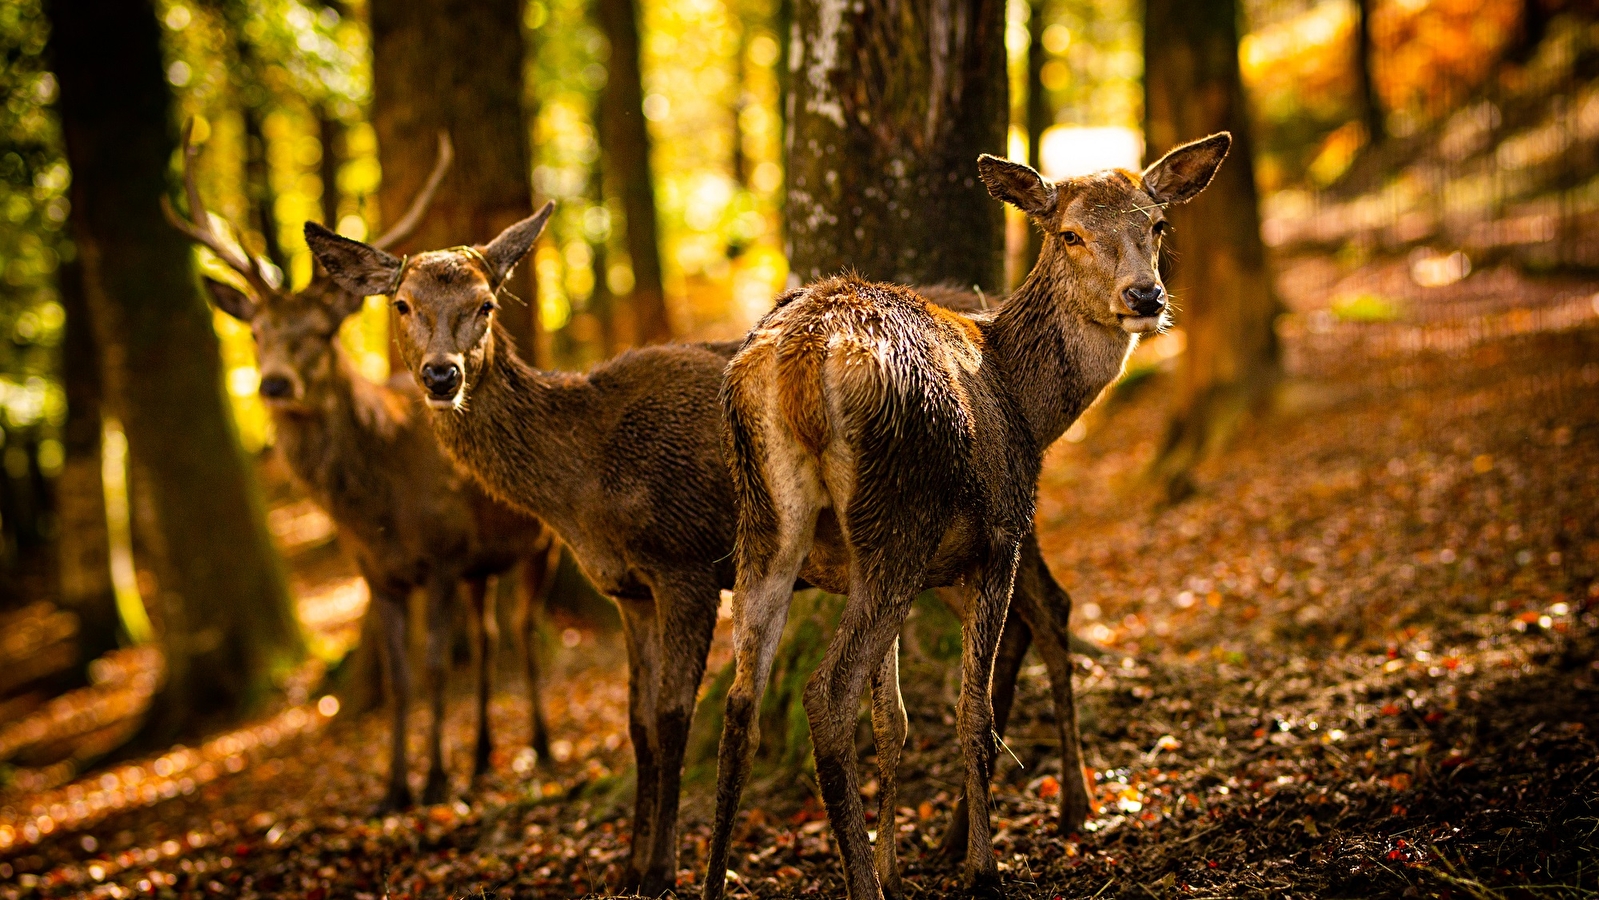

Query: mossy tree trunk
<box><xmin>369</xmin><ymin>0</ymin><xmax>544</xmax><ymax>364</ymax></box>
<box><xmin>1144</xmin><ymin>0</ymin><xmax>1281</xmax><ymax>502</ymax></box>
<box><xmin>49</xmin><ymin>0</ymin><xmax>304</xmax><ymax>732</ymax></box>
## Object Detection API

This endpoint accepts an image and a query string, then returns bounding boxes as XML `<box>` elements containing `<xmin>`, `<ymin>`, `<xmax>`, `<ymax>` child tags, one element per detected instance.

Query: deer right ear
<box><xmin>303</xmin><ymin>221</ymin><xmax>404</xmax><ymax>297</ymax></box>
<box><xmin>481</xmin><ymin>201</ymin><xmax>555</xmax><ymax>284</ymax></box>
<box><xmin>202</xmin><ymin>276</ymin><xmax>257</xmax><ymax>322</ymax></box>
<box><xmin>977</xmin><ymin>154</ymin><xmax>1057</xmax><ymax>218</ymax></box>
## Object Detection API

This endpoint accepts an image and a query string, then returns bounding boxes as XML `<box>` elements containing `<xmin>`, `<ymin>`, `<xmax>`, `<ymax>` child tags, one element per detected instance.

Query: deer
<box><xmin>162</xmin><ymin>123</ymin><xmax>563</xmax><ymax>813</ymax></box>
<box><xmin>705</xmin><ymin>133</ymin><xmax>1232</xmax><ymax>900</ymax></box>
<box><xmin>303</xmin><ymin>206</ymin><xmax>1109</xmax><ymax>894</ymax></box>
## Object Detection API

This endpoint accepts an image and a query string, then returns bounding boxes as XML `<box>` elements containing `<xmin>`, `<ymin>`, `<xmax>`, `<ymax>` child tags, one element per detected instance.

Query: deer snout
<box><xmin>1122</xmin><ymin>283</ymin><xmax>1166</xmax><ymax>317</ymax></box>
<box><xmin>259</xmin><ymin>374</ymin><xmax>295</xmax><ymax>401</ymax></box>
<box><xmin>419</xmin><ymin>359</ymin><xmax>462</xmax><ymax>401</ymax></box>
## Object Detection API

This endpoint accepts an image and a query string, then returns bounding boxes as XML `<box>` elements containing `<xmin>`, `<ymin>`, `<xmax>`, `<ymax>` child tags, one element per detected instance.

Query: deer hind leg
<box><xmin>702</xmin><ymin>457</ymin><xmax>822</xmax><ymax>900</ymax></box>
<box><xmin>372</xmin><ymin>586</ymin><xmax>414</xmax><ymax>813</ymax></box>
<box><xmin>616</xmin><ymin>596</ymin><xmax>662</xmax><ymax>894</ymax></box>
<box><xmin>1011</xmin><ymin>532</ymin><xmax>1092</xmax><ymax>833</ymax></box>
<box><xmin>958</xmin><ymin>543</ymin><xmax>1023</xmax><ymax>893</ymax></box>
<box><xmin>519</xmin><ymin>540</ymin><xmax>562</xmax><ymax>766</ymax></box>
<box><xmin>466</xmin><ymin>576</ymin><xmax>498</xmax><ymax>781</ymax></box>
<box><xmin>640</xmin><ymin>574</ymin><xmax>719</xmax><ymax>897</ymax></box>
<box><xmin>806</xmin><ymin>557</ymin><xmax>925</xmax><ymax>900</ymax></box>
<box><xmin>869</xmin><ymin>637</ymin><xmax>908</xmax><ymax>899</ymax></box>
<box><xmin>422</xmin><ymin>576</ymin><xmax>457</xmax><ymax>805</ymax></box>
<box><xmin>940</xmin><ymin>604</ymin><xmax>1031</xmax><ymax>859</ymax></box>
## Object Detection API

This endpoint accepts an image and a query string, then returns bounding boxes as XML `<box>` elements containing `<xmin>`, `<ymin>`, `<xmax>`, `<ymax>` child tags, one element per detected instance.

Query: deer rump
<box><xmin>724</xmin><ymin>274</ymin><xmax>1038</xmax><ymax>596</ymax></box>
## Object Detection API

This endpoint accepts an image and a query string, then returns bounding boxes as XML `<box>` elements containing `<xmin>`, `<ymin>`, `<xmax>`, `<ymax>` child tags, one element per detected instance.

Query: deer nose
<box><xmin>420</xmin><ymin>361</ymin><xmax>461</xmax><ymax>398</ymax></box>
<box><xmin>1123</xmin><ymin>283</ymin><xmax>1166</xmax><ymax>317</ymax></box>
<box><xmin>259</xmin><ymin>375</ymin><xmax>293</xmax><ymax>399</ymax></box>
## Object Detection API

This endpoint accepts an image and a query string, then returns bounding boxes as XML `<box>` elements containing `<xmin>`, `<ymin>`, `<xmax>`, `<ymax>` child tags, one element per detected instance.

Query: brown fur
<box><xmin>706</xmin><ymin>134</ymin><xmax>1232</xmax><ymax>900</ymax></box>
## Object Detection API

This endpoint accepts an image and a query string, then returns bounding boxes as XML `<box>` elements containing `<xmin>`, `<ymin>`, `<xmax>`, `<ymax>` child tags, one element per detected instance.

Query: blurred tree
<box><xmin>49</xmin><ymin>0</ymin><xmax>303</xmax><ymax>729</ymax></box>
<box><xmin>1144</xmin><ymin>0</ymin><xmax>1281</xmax><ymax>502</ymax></box>
<box><xmin>369</xmin><ymin>0</ymin><xmax>544</xmax><ymax>364</ymax></box>
<box><xmin>1020</xmin><ymin>0</ymin><xmax>1051</xmax><ymax>282</ymax></box>
<box><xmin>1354</xmin><ymin>0</ymin><xmax>1384</xmax><ymax>143</ymax></box>
<box><xmin>595</xmin><ymin>0</ymin><xmax>671</xmax><ymax>345</ymax></box>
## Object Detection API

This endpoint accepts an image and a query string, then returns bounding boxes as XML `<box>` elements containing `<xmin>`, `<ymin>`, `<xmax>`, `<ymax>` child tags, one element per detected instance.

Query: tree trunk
<box><xmin>785</xmin><ymin>0</ymin><xmax>1008</xmax><ymax>289</ymax></box>
<box><xmin>595</xmin><ymin>0</ymin><xmax>671</xmax><ymax>345</ymax></box>
<box><xmin>319</xmin><ymin>110</ymin><xmax>344</xmax><ymax>227</ymax></box>
<box><xmin>54</xmin><ymin>256</ymin><xmax>121</xmax><ymax>665</ymax></box>
<box><xmin>1020</xmin><ymin>0</ymin><xmax>1050</xmax><ymax>282</ymax></box>
<box><xmin>49</xmin><ymin>0</ymin><xmax>304</xmax><ymax>732</ymax></box>
<box><xmin>1144</xmin><ymin>0</ymin><xmax>1281</xmax><ymax>502</ymax></box>
<box><xmin>1353</xmin><ymin>0</ymin><xmax>1384</xmax><ymax>144</ymax></box>
<box><xmin>369</xmin><ymin>0</ymin><xmax>544</xmax><ymax>364</ymax></box>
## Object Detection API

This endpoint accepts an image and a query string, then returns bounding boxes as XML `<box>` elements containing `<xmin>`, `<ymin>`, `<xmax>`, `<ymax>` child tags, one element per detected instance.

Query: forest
<box><xmin>1</xmin><ymin>0</ymin><xmax>1596</xmax><ymax>897</ymax></box>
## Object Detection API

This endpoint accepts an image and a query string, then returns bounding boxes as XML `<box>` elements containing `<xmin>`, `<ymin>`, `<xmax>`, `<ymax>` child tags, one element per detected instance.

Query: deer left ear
<box><xmin>481</xmin><ymin>201</ymin><xmax>555</xmax><ymax>284</ymax></box>
<box><xmin>977</xmin><ymin>154</ymin><xmax>1058</xmax><ymax>218</ymax></box>
<box><xmin>304</xmin><ymin>221</ymin><xmax>405</xmax><ymax>296</ymax></box>
<box><xmin>1142</xmin><ymin>132</ymin><xmax>1231</xmax><ymax>205</ymax></box>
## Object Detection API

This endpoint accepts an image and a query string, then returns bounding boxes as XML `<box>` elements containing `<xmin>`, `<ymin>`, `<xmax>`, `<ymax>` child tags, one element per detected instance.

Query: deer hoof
<box><xmin>638</xmin><ymin>869</ymin><xmax>673</xmax><ymax>897</ymax></box>
<box><xmin>964</xmin><ymin>868</ymin><xmax>1006</xmax><ymax>900</ymax></box>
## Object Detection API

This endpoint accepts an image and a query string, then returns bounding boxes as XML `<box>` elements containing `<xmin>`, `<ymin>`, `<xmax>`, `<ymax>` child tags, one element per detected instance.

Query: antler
<box><xmin>370</xmin><ymin>131</ymin><xmax>454</xmax><ymax>251</ymax></box>
<box><xmin>160</xmin><ymin>119</ymin><xmax>281</xmax><ymax>302</ymax></box>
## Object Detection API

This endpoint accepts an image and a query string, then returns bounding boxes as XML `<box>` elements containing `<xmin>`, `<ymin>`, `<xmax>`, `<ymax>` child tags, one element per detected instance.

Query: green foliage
<box><xmin>1331</xmin><ymin>292</ymin><xmax>1400</xmax><ymax>323</ymax></box>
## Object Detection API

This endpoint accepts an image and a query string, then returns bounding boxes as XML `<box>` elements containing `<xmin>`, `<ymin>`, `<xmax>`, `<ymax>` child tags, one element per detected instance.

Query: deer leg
<box><xmin>520</xmin><ymin>539</ymin><xmax>562</xmax><ymax>766</ymax></box>
<box><xmin>466</xmin><ymin>575</ymin><xmax>498</xmax><ymax>781</ymax></box>
<box><xmin>1010</xmin><ymin>533</ymin><xmax>1092</xmax><ymax>833</ymax></box>
<box><xmin>372</xmin><ymin>586</ymin><xmax>413</xmax><ymax>814</ymax></box>
<box><xmin>958</xmin><ymin>545</ymin><xmax>1022</xmax><ymax>894</ymax></box>
<box><xmin>640</xmin><ymin>575</ymin><xmax>718</xmax><ymax>896</ymax></box>
<box><xmin>422</xmin><ymin>576</ymin><xmax>456</xmax><ymax>805</ymax></box>
<box><xmin>805</xmin><ymin>568</ymin><xmax>921</xmax><ymax>900</ymax></box>
<box><xmin>869</xmin><ymin>636</ymin><xmax>908</xmax><ymax>900</ymax></box>
<box><xmin>940</xmin><ymin>606</ymin><xmax>1030</xmax><ymax>859</ymax></box>
<box><xmin>616</xmin><ymin>596</ymin><xmax>662</xmax><ymax>894</ymax></box>
<box><xmin>703</xmin><ymin>517</ymin><xmax>817</xmax><ymax>900</ymax></box>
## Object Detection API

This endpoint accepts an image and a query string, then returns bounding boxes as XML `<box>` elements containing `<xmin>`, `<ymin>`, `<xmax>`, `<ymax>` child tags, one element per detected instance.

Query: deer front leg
<box><xmin>519</xmin><ymin>540</ymin><xmax>562</xmax><ymax>766</ymax></box>
<box><xmin>640</xmin><ymin>575</ymin><xmax>718</xmax><ymax>897</ymax></box>
<box><xmin>616</xmin><ymin>597</ymin><xmax>662</xmax><ymax>894</ymax></box>
<box><xmin>372</xmin><ymin>585</ymin><xmax>414</xmax><ymax>814</ymax></box>
<box><xmin>422</xmin><ymin>575</ymin><xmax>457</xmax><ymax>805</ymax></box>
<box><xmin>869</xmin><ymin>636</ymin><xmax>908</xmax><ymax>900</ymax></box>
<box><xmin>940</xmin><ymin>605</ymin><xmax>1030</xmax><ymax>859</ymax></box>
<box><xmin>959</xmin><ymin>546</ymin><xmax>1021</xmax><ymax>895</ymax></box>
<box><xmin>466</xmin><ymin>576</ymin><xmax>498</xmax><ymax>781</ymax></box>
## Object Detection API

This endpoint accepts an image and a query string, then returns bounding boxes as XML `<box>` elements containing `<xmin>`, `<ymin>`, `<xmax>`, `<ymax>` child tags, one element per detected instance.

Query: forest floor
<box><xmin>3</xmin><ymin>254</ymin><xmax>1598</xmax><ymax>899</ymax></box>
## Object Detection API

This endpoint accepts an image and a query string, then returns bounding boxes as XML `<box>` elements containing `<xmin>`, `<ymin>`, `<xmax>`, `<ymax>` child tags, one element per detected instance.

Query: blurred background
<box><xmin>1</xmin><ymin>0</ymin><xmax>1598</xmax><ymax>887</ymax></box>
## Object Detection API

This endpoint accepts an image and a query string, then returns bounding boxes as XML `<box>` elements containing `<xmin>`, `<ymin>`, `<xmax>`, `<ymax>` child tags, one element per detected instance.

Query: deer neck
<box><xmin>983</xmin><ymin>257</ymin><xmax>1137</xmax><ymax>449</ymax></box>
<box><xmin>427</xmin><ymin>322</ymin><xmax>593</xmax><ymax>524</ymax></box>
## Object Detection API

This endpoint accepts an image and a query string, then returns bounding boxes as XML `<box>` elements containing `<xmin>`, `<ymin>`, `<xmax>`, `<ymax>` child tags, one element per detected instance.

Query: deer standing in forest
<box><xmin>705</xmin><ymin>134</ymin><xmax>1232</xmax><ymax>900</ymax></box>
<box><xmin>304</xmin><ymin>205</ymin><xmax>1105</xmax><ymax>893</ymax></box>
<box><xmin>164</xmin><ymin>126</ymin><xmax>562</xmax><ymax>812</ymax></box>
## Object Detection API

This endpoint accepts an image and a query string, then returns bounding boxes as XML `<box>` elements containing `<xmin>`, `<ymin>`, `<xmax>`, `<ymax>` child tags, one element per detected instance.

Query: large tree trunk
<box><xmin>1353</xmin><ymin>0</ymin><xmax>1384</xmax><ymax>144</ymax></box>
<box><xmin>369</xmin><ymin>0</ymin><xmax>544</xmax><ymax>364</ymax></box>
<box><xmin>54</xmin><ymin>257</ymin><xmax>121</xmax><ymax>665</ymax></box>
<box><xmin>49</xmin><ymin>0</ymin><xmax>304</xmax><ymax>732</ymax></box>
<box><xmin>1144</xmin><ymin>0</ymin><xmax>1281</xmax><ymax>502</ymax></box>
<box><xmin>595</xmin><ymin>0</ymin><xmax>671</xmax><ymax>346</ymax></box>
<box><xmin>785</xmin><ymin>0</ymin><xmax>1008</xmax><ymax>289</ymax></box>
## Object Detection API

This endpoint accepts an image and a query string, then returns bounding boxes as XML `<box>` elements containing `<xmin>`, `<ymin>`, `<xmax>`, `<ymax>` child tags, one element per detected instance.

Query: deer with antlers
<box><xmin>164</xmin><ymin>124</ymin><xmax>562</xmax><ymax>812</ymax></box>
<box><xmin>705</xmin><ymin>134</ymin><xmax>1232</xmax><ymax>900</ymax></box>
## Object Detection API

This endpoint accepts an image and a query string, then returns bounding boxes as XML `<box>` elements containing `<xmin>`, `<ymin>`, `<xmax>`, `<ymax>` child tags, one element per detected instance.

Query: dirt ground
<box><xmin>2</xmin><ymin>255</ymin><xmax>1597</xmax><ymax>899</ymax></box>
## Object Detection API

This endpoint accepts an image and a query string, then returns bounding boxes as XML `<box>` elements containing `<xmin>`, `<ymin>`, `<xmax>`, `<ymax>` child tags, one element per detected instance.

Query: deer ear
<box><xmin>977</xmin><ymin>154</ymin><xmax>1057</xmax><ymax>218</ymax></box>
<box><xmin>481</xmin><ymin>201</ymin><xmax>555</xmax><ymax>284</ymax></box>
<box><xmin>303</xmin><ymin>221</ymin><xmax>404</xmax><ymax>297</ymax></box>
<box><xmin>201</xmin><ymin>276</ymin><xmax>257</xmax><ymax>321</ymax></box>
<box><xmin>1142</xmin><ymin>132</ymin><xmax>1231</xmax><ymax>205</ymax></box>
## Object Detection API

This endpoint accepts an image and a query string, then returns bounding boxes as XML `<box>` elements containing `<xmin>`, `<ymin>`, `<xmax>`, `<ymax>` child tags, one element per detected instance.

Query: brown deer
<box><xmin>304</xmin><ymin>208</ymin><xmax>1106</xmax><ymax>893</ymax></box>
<box><xmin>163</xmin><ymin>124</ymin><xmax>562</xmax><ymax>813</ymax></box>
<box><xmin>706</xmin><ymin>134</ymin><xmax>1232</xmax><ymax>900</ymax></box>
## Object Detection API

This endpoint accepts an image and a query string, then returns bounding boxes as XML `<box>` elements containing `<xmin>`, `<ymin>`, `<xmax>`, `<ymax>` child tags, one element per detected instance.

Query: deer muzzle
<box><xmin>420</xmin><ymin>359</ymin><xmax>463</xmax><ymax>405</ymax></box>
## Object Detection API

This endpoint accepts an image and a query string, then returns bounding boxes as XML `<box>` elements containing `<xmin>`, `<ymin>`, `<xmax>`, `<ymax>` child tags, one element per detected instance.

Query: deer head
<box><xmin>977</xmin><ymin>132</ymin><xmax>1231</xmax><ymax>335</ymax></box>
<box><xmin>304</xmin><ymin>203</ymin><xmax>554</xmax><ymax>410</ymax></box>
<box><xmin>165</xmin><ymin>120</ymin><xmax>453</xmax><ymax>410</ymax></box>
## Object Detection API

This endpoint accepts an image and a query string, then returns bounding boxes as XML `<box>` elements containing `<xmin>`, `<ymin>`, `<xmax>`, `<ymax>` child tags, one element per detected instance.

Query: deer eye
<box><xmin>393</xmin><ymin>299</ymin><xmax>411</xmax><ymax>316</ymax></box>
<box><xmin>479</xmin><ymin>300</ymin><xmax>497</xmax><ymax>316</ymax></box>
<box><xmin>1061</xmin><ymin>230</ymin><xmax>1083</xmax><ymax>246</ymax></box>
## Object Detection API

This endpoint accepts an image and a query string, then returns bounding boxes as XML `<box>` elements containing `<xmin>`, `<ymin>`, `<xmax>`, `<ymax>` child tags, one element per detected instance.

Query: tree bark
<box><xmin>1353</xmin><ymin>0</ymin><xmax>1384</xmax><ymax>144</ymax></box>
<box><xmin>1144</xmin><ymin>0</ymin><xmax>1281</xmax><ymax>501</ymax></box>
<box><xmin>49</xmin><ymin>0</ymin><xmax>303</xmax><ymax>731</ymax></box>
<box><xmin>369</xmin><ymin>0</ymin><xmax>544</xmax><ymax>364</ymax></box>
<box><xmin>1020</xmin><ymin>0</ymin><xmax>1050</xmax><ymax>282</ymax></box>
<box><xmin>54</xmin><ymin>256</ymin><xmax>121</xmax><ymax>664</ymax></box>
<box><xmin>596</xmin><ymin>0</ymin><xmax>672</xmax><ymax>345</ymax></box>
<box><xmin>318</xmin><ymin>110</ymin><xmax>344</xmax><ymax>228</ymax></box>
<box><xmin>785</xmin><ymin>0</ymin><xmax>1008</xmax><ymax>289</ymax></box>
